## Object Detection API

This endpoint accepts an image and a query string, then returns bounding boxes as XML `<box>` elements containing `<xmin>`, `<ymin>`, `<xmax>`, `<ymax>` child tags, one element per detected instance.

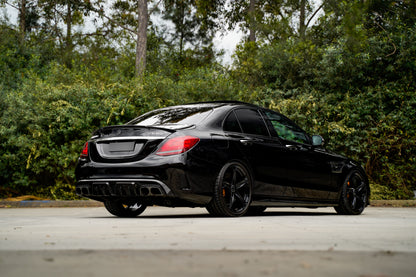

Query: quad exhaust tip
<box><xmin>76</xmin><ymin>183</ymin><xmax>164</xmax><ymax>197</ymax></box>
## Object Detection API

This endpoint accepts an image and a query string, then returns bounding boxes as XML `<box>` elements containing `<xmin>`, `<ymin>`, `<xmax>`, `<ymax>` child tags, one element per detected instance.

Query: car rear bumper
<box><xmin>76</xmin><ymin>178</ymin><xmax>173</xmax><ymax>198</ymax></box>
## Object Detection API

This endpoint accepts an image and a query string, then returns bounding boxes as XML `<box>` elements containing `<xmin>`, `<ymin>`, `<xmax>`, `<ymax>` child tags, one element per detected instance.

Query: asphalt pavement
<box><xmin>1</xmin><ymin>206</ymin><xmax>415</xmax><ymax>277</ymax></box>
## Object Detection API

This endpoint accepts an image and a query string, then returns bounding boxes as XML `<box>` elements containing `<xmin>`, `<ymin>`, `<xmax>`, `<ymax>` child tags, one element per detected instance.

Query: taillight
<box><xmin>156</xmin><ymin>136</ymin><xmax>200</xmax><ymax>156</ymax></box>
<box><xmin>80</xmin><ymin>142</ymin><xmax>89</xmax><ymax>158</ymax></box>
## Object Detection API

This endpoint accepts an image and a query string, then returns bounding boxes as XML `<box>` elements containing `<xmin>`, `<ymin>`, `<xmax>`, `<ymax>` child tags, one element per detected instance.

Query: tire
<box><xmin>104</xmin><ymin>199</ymin><xmax>147</xmax><ymax>217</ymax></box>
<box><xmin>207</xmin><ymin>161</ymin><xmax>252</xmax><ymax>217</ymax></box>
<box><xmin>335</xmin><ymin>170</ymin><xmax>369</xmax><ymax>215</ymax></box>
<box><xmin>205</xmin><ymin>204</ymin><xmax>220</xmax><ymax>216</ymax></box>
<box><xmin>246</xmin><ymin>206</ymin><xmax>267</xmax><ymax>216</ymax></box>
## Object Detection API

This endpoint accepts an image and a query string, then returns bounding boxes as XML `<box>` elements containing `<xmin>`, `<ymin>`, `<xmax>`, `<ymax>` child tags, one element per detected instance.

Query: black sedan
<box><xmin>75</xmin><ymin>101</ymin><xmax>369</xmax><ymax>217</ymax></box>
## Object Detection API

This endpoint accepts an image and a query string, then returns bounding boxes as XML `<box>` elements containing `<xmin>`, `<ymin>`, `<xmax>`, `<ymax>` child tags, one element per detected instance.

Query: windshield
<box><xmin>128</xmin><ymin>106</ymin><xmax>214</xmax><ymax>128</ymax></box>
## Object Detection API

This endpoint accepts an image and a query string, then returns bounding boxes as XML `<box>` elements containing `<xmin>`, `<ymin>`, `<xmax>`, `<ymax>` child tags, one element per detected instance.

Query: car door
<box><xmin>261</xmin><ymin>110</ymin><xmax>334</xmax><ymax>200</ymax></box>
<box><xmin>223</xmin><ymin>108</ymin><xmax>289</xmax><ymax>200</ymax></box>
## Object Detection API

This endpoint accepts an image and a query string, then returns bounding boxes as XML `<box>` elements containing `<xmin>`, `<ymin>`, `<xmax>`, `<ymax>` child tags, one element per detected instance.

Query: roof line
<box><xmin>187</xmin><ymin>100</ymin><xmax>252</xmax><ymax>105</ymax></box>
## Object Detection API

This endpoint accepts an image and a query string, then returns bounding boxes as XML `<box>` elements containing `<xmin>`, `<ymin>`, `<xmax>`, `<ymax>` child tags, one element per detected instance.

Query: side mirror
<box><xmin>312</xmin><ymin>135</ymin><xmax>324</xmax><ymax>146</ymax></box>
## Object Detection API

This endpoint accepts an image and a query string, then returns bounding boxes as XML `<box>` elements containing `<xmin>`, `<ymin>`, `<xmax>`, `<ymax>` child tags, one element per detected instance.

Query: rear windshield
<box><xmin>128</xmin><ymin>106</ymin><xmax>213</xmax><ymax>128</ymax></box>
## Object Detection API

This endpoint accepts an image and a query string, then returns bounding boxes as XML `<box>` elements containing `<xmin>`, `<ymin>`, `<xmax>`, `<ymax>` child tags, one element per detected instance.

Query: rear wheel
<box><xmin>335</xmin><ymin>170</ymin><xmax>368</xmax><ymax>215</ymax></box>
<box><xmin>205</xmin><ymin>204</ymin><xmax>220</xmax><ymax>216</ymax></box>
<box><xmin>207</xmin><ymin>161</ymin><xmax>252</xmax><ymax>217</ymax></box>
<box><xmin>104</xmin><ymin>199</ymin><xmax>147</xmax><ymax>217</ymax></box>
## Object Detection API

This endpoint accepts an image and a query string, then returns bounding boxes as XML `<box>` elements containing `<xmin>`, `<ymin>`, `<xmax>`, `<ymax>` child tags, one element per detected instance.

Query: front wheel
<box><xmin>104</xmin><ymin>199</ymin><xmax>147</xmax><ymax>217</ymax></box>
<box><xmin>207</xmin><ymin>161</ymin><xmax>252</xmax><ymax>217</ymax></box>
<box><xmin>335</xmin><ymin>170</ymin><xmax>369</xmax><ymax>215</ymax></box>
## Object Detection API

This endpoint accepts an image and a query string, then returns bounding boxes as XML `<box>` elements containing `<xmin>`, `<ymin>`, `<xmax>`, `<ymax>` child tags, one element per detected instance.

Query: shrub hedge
<box><xmin>0</xmin><ymin>64</ymin><xmax>415</xmax><ymax>200</ymax></box>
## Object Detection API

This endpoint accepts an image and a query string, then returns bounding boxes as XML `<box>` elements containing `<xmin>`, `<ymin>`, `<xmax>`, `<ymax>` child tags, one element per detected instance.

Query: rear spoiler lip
<box><xmin>92</xmin><ymin>136</ymin><xmax>166</xmax><ymax>142</ymax></box>
<box><xmin>90</xmin><ymin>124</ymin><xmax>196</xmax><ymax>141</ymax></box>
<box><xmin>131</xmin><ymin>124</ymin><xmax>196</xmax><ymax>131</ymax></box>
<box><xmin>93</xmin><ymin>124</ymin><xmax>194</xmax><ymax>134</ymax></box>
<box><xmin>91</xmin><ymin>125</ymin><xmax>173</xmax><ymax>138</ymax></box>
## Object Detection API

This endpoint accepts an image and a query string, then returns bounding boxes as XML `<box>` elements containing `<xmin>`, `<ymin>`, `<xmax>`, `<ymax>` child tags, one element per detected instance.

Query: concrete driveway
<box><xmin>1</xmin><ymin>206</ymin><xmax>415</xmax><ymax>276</ymax></box>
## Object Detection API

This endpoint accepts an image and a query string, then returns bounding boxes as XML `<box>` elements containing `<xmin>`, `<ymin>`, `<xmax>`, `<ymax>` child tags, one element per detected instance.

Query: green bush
<box><xmin>1</xmin><ymin>64</ymin><xmax>414</xmax><ymax>199</ymax></box>
<box><xmin>0</xmin><ymin>66</ymin><xmax>244</xmax><ymax>198</ymax></box>
<box><xmin>247</xmin><ymin>84</ymin><xmax>416</xmax><ymax>200</ymax></box>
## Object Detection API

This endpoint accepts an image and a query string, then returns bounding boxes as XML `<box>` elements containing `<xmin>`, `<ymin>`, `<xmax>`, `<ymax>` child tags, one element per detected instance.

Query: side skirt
<box><xmin>251</xmin><ymin>200</ymin><xmax>338</xmax><ymax>208</ymax></box>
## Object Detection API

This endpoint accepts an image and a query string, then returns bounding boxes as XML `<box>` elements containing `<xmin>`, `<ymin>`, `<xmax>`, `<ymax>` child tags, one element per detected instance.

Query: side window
<box><xmin>264</xmin><ymin>111</ymin><xmax>309</xmax><ymax>144</ymax></box>
<box><xmin>223</xmin><ymin>111</ymin><xmax>242</xmax><ymax>133</ymax></box>
<box><xmin>234</xmin><ymin>109</ymin><xmax>270</xmax><ymax>137</ymax></box>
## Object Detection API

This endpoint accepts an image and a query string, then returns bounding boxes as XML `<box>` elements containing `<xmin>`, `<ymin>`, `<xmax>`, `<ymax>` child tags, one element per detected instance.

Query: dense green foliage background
<box><xmin>1</xmin><ymin>0</ymin><xmax>415</xmax><ymax>199</ymax></box>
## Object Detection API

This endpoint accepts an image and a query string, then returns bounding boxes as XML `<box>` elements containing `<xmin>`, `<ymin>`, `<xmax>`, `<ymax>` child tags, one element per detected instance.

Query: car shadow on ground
<box><xmin>140</xmin><ymin>211</ymin><xmax>336</xmax><ymax>219</ymax></box>
<box><xmin>90</xmin><ymin>209</ymin><xmax>337</xmax><ymax>219</ymax></box>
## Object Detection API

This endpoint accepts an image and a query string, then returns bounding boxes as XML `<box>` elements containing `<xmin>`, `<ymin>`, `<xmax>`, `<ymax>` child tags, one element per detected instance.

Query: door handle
<box><xmin>240</xmin><ymin>139</ymin><xmax>253</xmax><ymax>146</ymax></box>
<box><xmin>285</xmin><ymin>144</ymin><xmax>298</xmax><ymax>150</ymax></box>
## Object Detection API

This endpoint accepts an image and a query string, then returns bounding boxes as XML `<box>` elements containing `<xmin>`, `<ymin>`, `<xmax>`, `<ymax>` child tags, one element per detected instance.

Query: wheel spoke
<box><xmin>223</xmin><ymin>181</ymin><xmax>231</xmax><ymax>188</ymax></box>
<box><xmin>129</xmin><ymin>203</ymin><xmax>142</xmax><ymax>211</ymax></box>
<box><xmin>357</xmin><ymin>194</ymin><xmax>365</xmax><ymax>205</ymax></box>
<box><xmin>350</xmin><ymin>175</ymin><xmax>366</xmax><ymax>211</ymax></box>
<box><xmin>234</xmin><ymin>191</ymin><xmax>244</xmax><ymax>204</ymax></box>
<box><xmin>232</xmin><ymin>168</ymin><xmax>237</xmax><ymax>186</ymax></box>
<box><xmin>229</xmin><ymin>193</ymin><xmax>236</xmax><ymax>209</ymax></box>
<box><xmin>236</xmin><ymin>178</ymin><xmax>248</xmax><ymax>190</ymax></box>
<box><xmin>351</xmin><ymin>195</ymin><xmax>357</xmax><ymax>210</ymax></box>
<box><xmin>104</xmin><ymin>200</ymin><xmax>146</xmax><ymax>217</ymax></box>
<box><xmin>356</xmin><ymin>181</ymin><xmax>366</xmax><ymax>194</ymax></box>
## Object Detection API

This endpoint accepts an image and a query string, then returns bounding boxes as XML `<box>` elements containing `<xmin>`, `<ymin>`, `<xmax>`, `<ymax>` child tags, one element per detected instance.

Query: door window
<box><xmin>223</xmin><ymin>109</ymin><xmax>270</xmax><ymax>137</ymax></box>
<box><xmin>223</xmin><ymin>111</ymin><xmax>242</xmax><ymax>133</ymax></box>
<box><xmin>233</xmin><ymin>109</ymin><xmax>270</xmax><ymax>137</ymax></box>
<box><xmin>264</xmin><ymin>111</ymin><xmax>309</xmax><ymax>144</ymax></box>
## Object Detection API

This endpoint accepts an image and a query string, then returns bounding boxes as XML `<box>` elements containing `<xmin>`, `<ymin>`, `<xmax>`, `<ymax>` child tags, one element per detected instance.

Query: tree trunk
<box><xmin>179</xmin><ymin>4</ymin><xmax>185</xmax><ymax>61</ymax></box>
<box><xmin>299</xmin><ymin>0</ymin><xmax>306</xmax><ymax>39</ymax></box>
<box><xmin>19</xmin><ymin>0</ymin><xmax>26</xmax><ymax>43</ymax></box>
<box><xmin>65</xmin><ymin>1</ymin><xmax>73</xmax><ymax>68</ymax></box>
<box><xmin>136</xmin><ymin>0</ymin><xmax>148</xmax><ymax>78</ymax></box>
<box><xmin>248</xmin><ymin>0</ymin><xmax>256</xmax><ymax>42</ymax></box>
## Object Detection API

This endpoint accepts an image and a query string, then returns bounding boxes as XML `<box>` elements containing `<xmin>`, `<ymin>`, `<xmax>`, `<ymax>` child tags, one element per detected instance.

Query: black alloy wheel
<box><xmin>207</xmin><ymin>161</ymin><xmax>252</xmax><ymax>217</ymax></box>
<box><xmin>104</xmin><ymin>199</ymin><xmax>147</xmax><ymax>217</ymax></box>
<box><xmin>335</xmin><ymin>170</ymin><xmax>369</xmax><ymax>215</ymax></box>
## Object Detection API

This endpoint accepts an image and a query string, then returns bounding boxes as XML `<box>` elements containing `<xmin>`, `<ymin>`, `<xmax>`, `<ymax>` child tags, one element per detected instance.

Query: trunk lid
<box><xmin>89</xmin><ymin>125</ymin><xmax>173</xmax><ymax>162</ymax></box>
